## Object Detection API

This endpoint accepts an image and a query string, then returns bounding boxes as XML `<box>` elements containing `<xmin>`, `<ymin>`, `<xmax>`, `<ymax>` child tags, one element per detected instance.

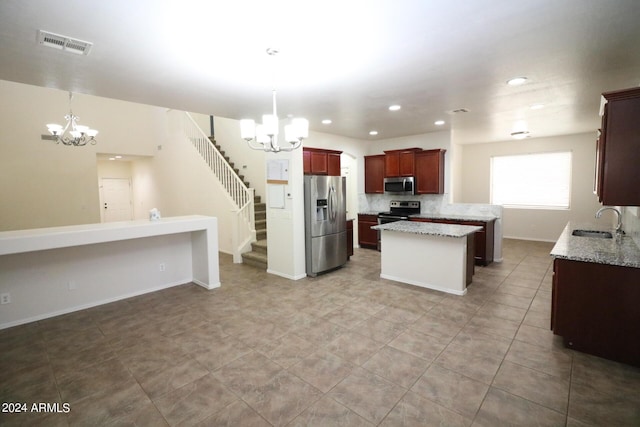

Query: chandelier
<box><xmin>240</xmin><ymin>48</ymin><xmax>309</xmax><ymax>152</ymax></box>
<box><xmin>46</xmin><ymin>92</ymin><xmax>98</xmax><ymax>146</ymax></box>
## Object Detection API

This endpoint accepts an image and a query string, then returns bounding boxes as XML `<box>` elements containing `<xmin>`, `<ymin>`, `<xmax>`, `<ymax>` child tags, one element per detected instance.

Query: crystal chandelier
<box><xmin>46</xmin><ymin>92</ymin><xmax>98</xmax><ymax>146</ymax></box>
<box><xmin>240</xmin><ymin>48</ymin><xmax>309</xmax><ymax>152</ymax></box>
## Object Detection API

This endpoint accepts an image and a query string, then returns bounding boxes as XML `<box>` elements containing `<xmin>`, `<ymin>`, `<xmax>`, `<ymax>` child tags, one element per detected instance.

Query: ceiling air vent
<box><xmin>37</xmin><ymin>30</ymin><xmax>93</xmax><ymax>56</ymax></box>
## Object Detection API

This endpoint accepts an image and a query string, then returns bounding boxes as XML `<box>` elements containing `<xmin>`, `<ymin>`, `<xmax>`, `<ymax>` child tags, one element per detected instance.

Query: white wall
<box><xmin>213</xmin><ymin>116</ymin><xmax>267</xmax><ymax>201</ymax></box>
<box><xmin>0</xmin><ymin>80</ymin><xmax>166</xmax><ymax>231</ymax></box>
<box><xmin>145</xmin><ymin>111</ymin><xmax>237</xmax><ymax>253</ymax></box>
<box><xmin>458</xmin><ymin>133</ymin><xmax>602</xmax><ymax>241</ymax></box>
<box><xmin>0</xmin><ymin>81</ymin><xmax>244</xmax><ymax>253</ymax></box>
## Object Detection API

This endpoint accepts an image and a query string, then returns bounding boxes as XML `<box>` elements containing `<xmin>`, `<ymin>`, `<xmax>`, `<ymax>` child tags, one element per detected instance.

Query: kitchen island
<box><xmin>372</xmin><ymin>221</ymin><xmax>481</xmax><ymax>295</ymax></box>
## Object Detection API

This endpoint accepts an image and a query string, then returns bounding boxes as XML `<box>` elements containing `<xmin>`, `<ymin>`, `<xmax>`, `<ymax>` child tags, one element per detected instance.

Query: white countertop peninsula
<box><xmin>0</xmin><ymin>216</ymin><xmax>220</xmax><ymax>329</ymax></box>
<box><xmin>372</xmin><ymin>221</ymin><xmax>481</xmax><ymax>295</ymax></box>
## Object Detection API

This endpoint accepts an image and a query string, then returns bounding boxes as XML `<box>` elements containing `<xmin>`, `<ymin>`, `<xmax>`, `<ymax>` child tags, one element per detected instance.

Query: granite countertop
<box><xmin>358</xmin><ymin>211</ymin><xmax>381</xmax><ymax>217</ymax></box>
<box><xmin>550</xmin><ymin>222</ymin><xmax>640</xmax><ymax>269</ymax></box>
<box><xmin>357</xmin><ymin>211</ymin><xmax>498</xmax><ymax>221</ymax></box>
<box><xmin>410</xmin><ymin>212</ymin><xmax>498</xmax><ymax>222</ymax></box>
<box><xmin>372</xmin><ymin>220</ymin><xmax>482</xmax><ymax>238</ymax></box>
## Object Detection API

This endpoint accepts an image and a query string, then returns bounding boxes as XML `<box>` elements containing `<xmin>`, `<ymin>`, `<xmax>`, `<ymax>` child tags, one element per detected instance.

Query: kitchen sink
<box><xmin>571</xmin><ymin>229</ymin><xmax>613</xmax><ymax>239</ymax></box>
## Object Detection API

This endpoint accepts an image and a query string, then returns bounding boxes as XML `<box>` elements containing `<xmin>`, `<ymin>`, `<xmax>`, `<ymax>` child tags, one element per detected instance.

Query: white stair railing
<box><xmin>179</xmin><ymin>112</ymin><xmax>256</xmax><ymax>262</ymax></box>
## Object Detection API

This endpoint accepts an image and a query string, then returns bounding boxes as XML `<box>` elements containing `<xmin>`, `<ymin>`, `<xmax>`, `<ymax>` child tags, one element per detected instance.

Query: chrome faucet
<box><xmin>595</xmin><ymin>206</ymin><xmax>624</xmax><ymax>234</ymax></box>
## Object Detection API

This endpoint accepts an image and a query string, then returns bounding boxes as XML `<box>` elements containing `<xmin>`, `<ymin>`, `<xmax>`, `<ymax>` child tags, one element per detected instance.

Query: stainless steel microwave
<box><xmin>384</xmin><ymin>177</ymin><xmax>415</xmax><ymax>195</ymax></box>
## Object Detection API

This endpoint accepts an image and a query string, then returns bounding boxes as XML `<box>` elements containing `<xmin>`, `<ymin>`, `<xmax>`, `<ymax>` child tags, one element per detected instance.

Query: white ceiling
<box><xmin>1</xmin><ymin>0</ymin><xmax>639</xmax><ymax>144</ymax></box>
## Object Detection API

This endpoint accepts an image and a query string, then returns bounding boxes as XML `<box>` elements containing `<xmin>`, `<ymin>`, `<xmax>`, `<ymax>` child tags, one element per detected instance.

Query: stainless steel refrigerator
<box><xmin>304</xmin><ymin>175</ymin><xmax>348</xmax><ymax>276</ymax></box>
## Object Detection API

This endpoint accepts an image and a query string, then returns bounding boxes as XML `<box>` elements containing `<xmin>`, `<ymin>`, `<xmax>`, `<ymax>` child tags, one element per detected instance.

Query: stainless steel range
<box><xmin>377</xmin><ymin>200</ymin><xmax>421</xmax><ymax>250</ymax></box>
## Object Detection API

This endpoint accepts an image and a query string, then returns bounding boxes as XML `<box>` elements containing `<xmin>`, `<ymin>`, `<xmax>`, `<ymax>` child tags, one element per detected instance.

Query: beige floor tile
<box><xmin>352</xmin><ymin>316</ymin><xmax>406</xmax><ymax>344</ymax></box>
<box><xmin>325</xmin><ymin>330</ymin><xmax>384</xmax><ymax>366</ymax></box>
<box><xmin>194</xmin><ymin>399</ymin><xmax>270</xmax><ymax>427</ymax></box>
<box><xmin>380</xmin><ymin>391</ymin><xmax>470</xmax><ymax>427</ymax></box>
<box><xmin>289</xmin><ymin>396</ymin><xmax>373</xmax><ymax>426</ymax></box>
<box><xmin>504</xmin><ymin>339</ymin><xmax>573</xmax><ymax>379</ymax></box>
<box><xmin>493</xmin><ymin>361</ymin><xmax>570</xmax><ymax>413</ymax></box>
<box><xmin>288</xmin><ymin>349</ymin><xmax>356</xmax><ymax>393</ymax></box>
<box><xmin>515</xmin><ymin>324</ymin><xmax>565</xmax><ymax>350</ymax></box>
<box><xmin>243</xmin><ymin>371</ymin><xmax>324</xmax><ymax>426</ymax></box>
<box><xmin>411</xmin><ymin>364</ymin><xmax>489</xmax><ymax>419</ymax></box>
<box><xmin>388</xmin><ymin>329</ymin><xmax>449</xmax><ymax>361</ymax></box>
<box><xmin>211</xmin><ymin>351</ymin><xmax>283</xmax><ymax>397</ymax></box>
<box><xmin>434</xmin><ymin>345</ymin><xmax>503</xmax><ymax>384</ymax></box>
<box><xmin>409</xmin><ymin>312</ymin><xmax>463</xmax><ymax>341</ymax></box>
<box><xmin>328</xmin><ymin>367</ymin><xmax>406</xmax><ymax>425</ymax></box>
<box><xmin>362</xmin><ymin>345</ymin><xmax>430</xmax><ymax>388</ymax></box>
<box><xmin>568</xmin><ymin>382</ymin><xmax>640</xmax><ymax>426</ymax></box>
<box><xmin>138</xmin><ymin>357</ymin><xmax>209</xmax><ymax>399</ymax></box>
<box><xmin>57</xmin><ymin>358</ymin><xmax>135</xmax><ymax>404</ymax></box>
<box><xmin>3</xmin><ymin>241</ymin><xmax>639</xmax><ymax>426</ymax></box>
<box><xmin>190</xmin><ymin>334</ymin><xmax>253</xmax><ymax>372</ymax></box>
<box><xmin>473</xmin><ymin>387</ymin><xmax>566</xmax><ymax>427</ymax></box>
<box><xmin>323</xmin><ymin>306</ymin><xmax>372</xmax><ymax>329</ymax></box>
<box><xmin>256</xmin><ymin>332</ymin><xmax>316</xmax><ymax>368</ymax></box>
<box><xmin>153</xmin><ymin>373</ymin><xmax>238</xmax><ymax>426</ymax></box>
<box><xmin>67</xmin><ymin>381</ymin><xmax>153</xmax><ymax>426</ymax></box>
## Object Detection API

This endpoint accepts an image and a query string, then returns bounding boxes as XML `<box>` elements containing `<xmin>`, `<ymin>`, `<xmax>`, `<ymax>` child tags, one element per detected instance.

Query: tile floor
<box><xmin>1</xmin><ymin>239</ymin><xmax>639</xmax><ymax>426</ymax></box>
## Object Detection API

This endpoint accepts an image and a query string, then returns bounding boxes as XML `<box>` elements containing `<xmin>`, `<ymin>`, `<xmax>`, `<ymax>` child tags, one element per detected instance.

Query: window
<box><xmin>491</xmin><ymin>151</ymin><xmax>572</xmax><ymax>209</ymax></box>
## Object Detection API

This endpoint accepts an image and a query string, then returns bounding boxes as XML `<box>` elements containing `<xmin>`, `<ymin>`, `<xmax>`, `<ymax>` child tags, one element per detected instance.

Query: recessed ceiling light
<box><xmin>321</xmin><ymin>119</ymin><xmax>332</xmax><ymax>125</ymax></box>
<box><xmin>530</xmin><ymin>103</ymin><xmax>545</xmax><ymax>110</ymax></box>
<box><xmin>388</xmin><ymin>105</ymin><xmax>401</xmax><ymax>111</ymax></box>
<box><xmin>507</xmin><ymin>77</ymin><xmax>528</xmax><ymax>86</ymax></box>
<box><xmin>434</xmin><ymin>120</ymin><xmax>445</xmax><ymax>126</ymax></box>
<box><xmin>109</xmin><ymin>157</ymin><xmax>116</xmax><ymax>160</ymax></box>
<box><xmin>510</xmin><ymin>131</ymin><xmax>530</xmax><ymax>139</ymax></box>
<box><xmin>115</xmin><ymin>155</ymin><xmax>122</xmax><ymax>159</ymax></box>
<box><xmin>369</xmin><ymin>130</ymin><xmax>378</xmax><ymax>136</ymax></box>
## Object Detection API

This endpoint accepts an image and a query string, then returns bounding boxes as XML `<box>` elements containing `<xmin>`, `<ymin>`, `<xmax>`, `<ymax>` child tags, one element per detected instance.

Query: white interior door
<box><xmin>101</xmin><ymin>178</ymin><xmax>133</xmax><ymax>222</ymax></box>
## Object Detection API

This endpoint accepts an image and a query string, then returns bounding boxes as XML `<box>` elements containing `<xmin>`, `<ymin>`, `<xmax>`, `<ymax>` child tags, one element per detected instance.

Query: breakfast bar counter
<box><xmin>372</xmin><ymin>221</ymin><xmax>481</xmax><ymax>295</ymax></box>
<box><xmin>0</xmin><ymin>216</ymin><xmax>220</xmax><ymax>329</ymax></box>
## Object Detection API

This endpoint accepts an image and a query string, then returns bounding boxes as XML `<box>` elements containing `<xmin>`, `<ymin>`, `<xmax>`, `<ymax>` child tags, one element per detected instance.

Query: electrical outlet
<box><xmin>159</xmin><ymin>263</ymin><xmax>166</xmax><ymax>272</ymax></box>
<box><xmin>1</xmin><ymin>293</ymin><xmax>10</xmax><ymax>305</ymax></box>
<box><xmin>68</xmin><ymin>280</ymin><xmax>77</xmax><ymax>291</ymax></box>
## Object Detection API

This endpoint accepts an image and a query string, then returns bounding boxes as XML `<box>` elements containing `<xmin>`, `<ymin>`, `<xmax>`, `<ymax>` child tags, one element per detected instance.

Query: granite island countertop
<box><xmin>372</xmin><ymin>220</ymin><xmax>482</xmax><ymax>238</ymax></box>
<box><xmin>410</xmin><ymin>212</ymin><xmax>498</xmax><ymax>222</ymax></box>
<box><xmin>550</xmin><ymin>222</ymin><xmax>640</xmax><ymax>269</ymax></box>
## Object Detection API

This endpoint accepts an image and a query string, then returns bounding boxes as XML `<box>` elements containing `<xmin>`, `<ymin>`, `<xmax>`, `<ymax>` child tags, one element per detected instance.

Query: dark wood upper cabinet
<box><xmin>303</xmin><ymin>147</ymin><xmax>342</xmax><ymax>176</ymax></box>
<box><xmin>384</xmin><ymin>148</ymin><xmax>421</xmax><ymax>177</ymax></box>
<box><xmin>327</xmin><ymin>152</ymin><xmax>341</xmax><ymax>176</ymax></box>
<box><xmin>415</xmin><ymin>149</ymin><xmax>445</xmax><ymax>194</ymax></box>
<box><xmin>364</xmin><ymin>154</ymin><xmax>385</xmax><ymax>194</ymax></box>
<box><xmin>596</xmin><ymin>87</ymin><xmax>640</xmax><ymax>206</ymax></box>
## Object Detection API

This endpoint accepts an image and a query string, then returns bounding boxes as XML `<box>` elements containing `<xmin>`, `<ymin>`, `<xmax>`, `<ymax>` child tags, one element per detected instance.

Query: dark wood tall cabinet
<box><xmin>364</xmin><ymin>155</ymin><xmax>385</xmax><ymax>194</ymax></box>
<box><xmin>415</xmin><ymin>149</ymin><xmax>445</xmax><ymax>194</ymax></box>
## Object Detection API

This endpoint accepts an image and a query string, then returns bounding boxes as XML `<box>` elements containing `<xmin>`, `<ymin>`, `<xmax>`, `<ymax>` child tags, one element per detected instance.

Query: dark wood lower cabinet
<box><xmin>552</xmin><ymin>258</ymin><xmax>640</xmax><ymax>367</ymax></box>
<box><xmin>357</xmin><ymin>214</ymin><xmax>378</xmax><ymax>249</ymax></box>
<box><xmin>410</xmin><ymin>217</ymin><xmax>495</xmax><ymax>266</ymax></box>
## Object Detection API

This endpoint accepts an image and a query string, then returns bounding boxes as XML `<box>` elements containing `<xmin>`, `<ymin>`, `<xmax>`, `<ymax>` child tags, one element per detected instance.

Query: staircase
<box><xmin>209</xmin><ymin>137</ymin><xmax>268</xmax><ymax>269</ymax></box>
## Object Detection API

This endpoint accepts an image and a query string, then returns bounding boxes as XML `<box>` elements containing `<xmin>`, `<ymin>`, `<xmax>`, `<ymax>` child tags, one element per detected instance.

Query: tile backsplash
<box><xmin>358</xmin><ymin>194</ymin><xmax>502</xmax><ymax>219</ymax></box>
<box><xmin>622</xmin><ymin>206</ymin><xmax>640</xmax><ymax>248</ymax></box>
